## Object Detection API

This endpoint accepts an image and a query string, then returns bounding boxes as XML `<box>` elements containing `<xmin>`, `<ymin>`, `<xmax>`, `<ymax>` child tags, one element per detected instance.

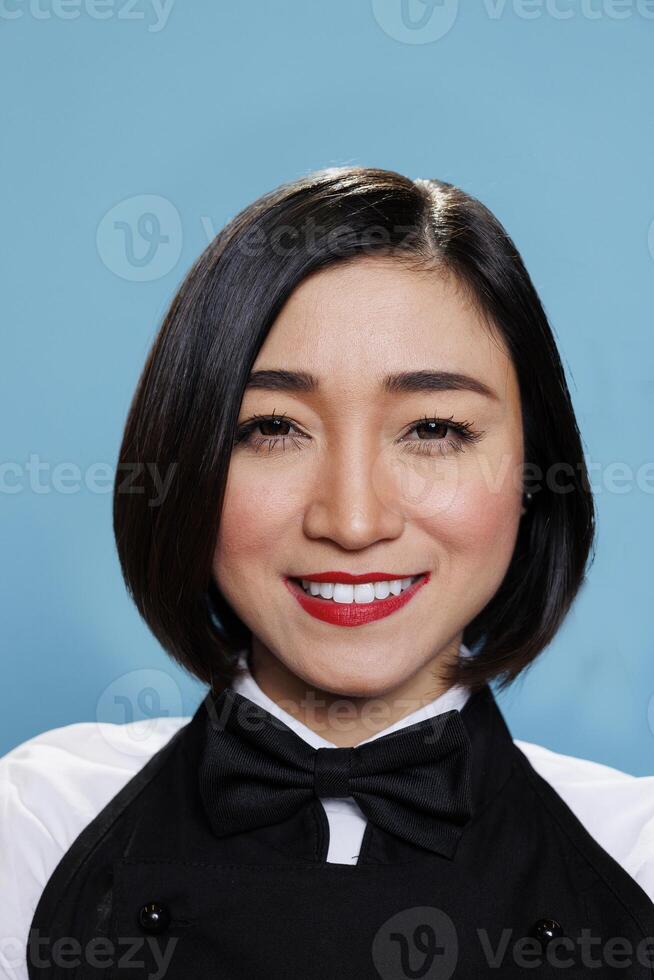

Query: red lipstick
<box><xmin>285</xmin><ymin>572</ymin><xmax>430</xmax><ymax>627</ymax></box>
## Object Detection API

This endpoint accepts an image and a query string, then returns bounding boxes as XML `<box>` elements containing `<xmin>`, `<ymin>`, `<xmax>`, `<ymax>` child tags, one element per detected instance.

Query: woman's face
<box><xmin>212</xmin><ymin>255</ymin><xmax>524</xmax><ymax>698</ymax></box>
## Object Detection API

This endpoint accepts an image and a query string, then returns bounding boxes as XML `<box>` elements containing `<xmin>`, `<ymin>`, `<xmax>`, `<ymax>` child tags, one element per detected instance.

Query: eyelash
<box><xmin>233</xmin><ymin>411</ymin><xmax>484</xmax><ymax>458</ymax></box>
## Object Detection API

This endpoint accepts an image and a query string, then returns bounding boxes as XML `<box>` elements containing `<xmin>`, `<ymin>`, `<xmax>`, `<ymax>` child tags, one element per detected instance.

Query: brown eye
<box><xmin>414</xmin><ymin>420</ymin><xmax>450</xmax><ymax>440</ymax></box>
<box><xmin>257</xmin><ymin>418</ymin><xmax>292</xmax><ymax>437</ymax></box>
<box><xmin>399</xmin><ymin>415</ymin><xmax>484</xmax><ymax>459</ymax></box>
<box><xmin>234</xmin><ymin>413</ymin><xmax>308</xmax><ymax>454</ymax></box>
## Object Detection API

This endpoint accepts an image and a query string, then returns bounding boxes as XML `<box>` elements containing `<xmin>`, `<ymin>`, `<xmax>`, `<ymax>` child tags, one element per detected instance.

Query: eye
<box><xmin>233</xmin><ymin>412</ymin><xmax>307</xmax><ymax>454</ymax></box>
<box><xmin>399</xmin><ymin>415</ymin><xmax>484</xmax><ymax>458</ymax></box>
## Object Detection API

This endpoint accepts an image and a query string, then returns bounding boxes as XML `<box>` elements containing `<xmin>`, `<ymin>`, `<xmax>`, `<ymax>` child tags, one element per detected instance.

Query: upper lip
<box><xmin>289</xmin><ymin>571</ymin><xmax>425</xmax><ymax>584</ymax></box>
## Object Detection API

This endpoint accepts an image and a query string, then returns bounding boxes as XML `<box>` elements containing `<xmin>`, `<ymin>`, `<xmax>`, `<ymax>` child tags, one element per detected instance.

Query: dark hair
<box><xmin>113</xmin><ymin>166</ymin><xmax>595</xmax><ymax>694</ymax></box>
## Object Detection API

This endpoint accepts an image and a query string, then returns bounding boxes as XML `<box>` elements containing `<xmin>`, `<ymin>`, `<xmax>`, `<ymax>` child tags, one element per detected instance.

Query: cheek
<box><xmin>212</xmin><ymin>464</ymin><xmax>300</xmax><ymax>571</ymax></box>
<box><xmin>416</xmin><ymin>473</ymin><xmax>522</xmax><ymax>576</ymax></box>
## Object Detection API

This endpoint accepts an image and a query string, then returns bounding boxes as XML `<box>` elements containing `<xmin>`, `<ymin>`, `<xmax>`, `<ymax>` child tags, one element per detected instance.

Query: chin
<box><xmin>294</xmin><ymin>655</ymin><xmax>416</xmax><ymax>701</ymax></box>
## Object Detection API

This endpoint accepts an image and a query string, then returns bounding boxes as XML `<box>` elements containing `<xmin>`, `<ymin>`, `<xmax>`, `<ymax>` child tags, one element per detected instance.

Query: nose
<box><xmin>301</xmin><ymin>436</ymin><xmax>404</xmax><ymax>550</ymax></box>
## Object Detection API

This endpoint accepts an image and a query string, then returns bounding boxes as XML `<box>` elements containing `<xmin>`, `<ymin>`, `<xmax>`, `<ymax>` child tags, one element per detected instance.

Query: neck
<box><xmin>246</xmin><ymin>635</ymin><xmax>463</xmax><ymax>748</ymax></box>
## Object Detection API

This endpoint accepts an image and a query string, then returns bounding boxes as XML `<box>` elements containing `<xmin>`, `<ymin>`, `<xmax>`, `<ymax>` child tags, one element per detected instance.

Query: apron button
<box><xmin>530</xmin><ymin>917</ymin><xmax>564</xmax><ymax>945</ymax></box>
<box><xmin>137</xmin><ymin>901</ymin><xmax>171</xmax><ymax>934</ymax></box>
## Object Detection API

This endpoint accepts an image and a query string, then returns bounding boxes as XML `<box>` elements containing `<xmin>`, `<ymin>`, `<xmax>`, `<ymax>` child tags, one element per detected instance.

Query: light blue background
<box><xmin>2</xmin><ymin>1</ymin><xmax>653</xmax><ymax>772</ymax></box>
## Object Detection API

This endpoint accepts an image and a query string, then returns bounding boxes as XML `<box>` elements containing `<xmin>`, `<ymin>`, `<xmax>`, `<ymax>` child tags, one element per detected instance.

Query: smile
<box><xmin>285</xmin><ymin>572</ymin><xmax>430</xmax><ymax>627</ymax></box>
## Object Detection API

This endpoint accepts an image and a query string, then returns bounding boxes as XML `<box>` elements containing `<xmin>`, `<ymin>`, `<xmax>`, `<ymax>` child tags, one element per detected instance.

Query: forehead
<box><xmin>251</xmin><ymin>256</ymin><xmax>515</xmax><ymax>404</ymax></box>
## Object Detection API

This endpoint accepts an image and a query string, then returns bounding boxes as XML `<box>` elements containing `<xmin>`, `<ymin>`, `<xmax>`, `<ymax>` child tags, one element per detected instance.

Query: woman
<box><xmin>2</xmin><ymin>167</ymin><xmax>654</xmax><ymax>979</ymax></box>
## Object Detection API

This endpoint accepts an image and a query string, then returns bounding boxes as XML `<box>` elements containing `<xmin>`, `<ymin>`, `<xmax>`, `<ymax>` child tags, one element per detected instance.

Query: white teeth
<box><xmin>299</xmin><ymin>576</ymin><xmax>420</xmax><ymax>603</ymax></box>
<box><xmin>353</xmin><ymin>584</ymin><xmax>375</xmax><ymax>604</ymax></box>
<box><xmin>334</xmin><ymin>584</ymin><xmax>354</xmax><ymax>603</ymax></box>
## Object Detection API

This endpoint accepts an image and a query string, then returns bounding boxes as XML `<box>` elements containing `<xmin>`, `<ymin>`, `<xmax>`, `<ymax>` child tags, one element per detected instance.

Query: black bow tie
<box><xmin>198</xmin><ymin>688</ymin><xmax>473</xmax><ymax>859</ymax></box>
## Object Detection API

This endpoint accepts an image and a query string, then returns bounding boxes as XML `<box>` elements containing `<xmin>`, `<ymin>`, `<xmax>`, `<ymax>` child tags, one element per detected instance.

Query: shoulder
<box><xmin>514</xmin><ymin>737</ymin><xmax>654</xmax><ymax>903</ymax></box>
<box><xmin>0</xmin><ymin>716</ymin><xmax>188</xmax><ymax>980</ymax></box>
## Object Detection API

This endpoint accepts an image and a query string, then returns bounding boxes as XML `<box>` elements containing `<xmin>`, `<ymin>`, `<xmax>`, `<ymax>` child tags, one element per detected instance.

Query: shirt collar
<box><xmin>229</xmin><ymin>645</ymin><xmax>472</xmax><ymax>749</ymax></box>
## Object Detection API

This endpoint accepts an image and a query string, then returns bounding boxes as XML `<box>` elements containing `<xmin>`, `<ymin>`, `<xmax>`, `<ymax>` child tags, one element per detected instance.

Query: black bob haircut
<box><xmin>113</xmin><ymin>166</ymin><xmax>595</xmax><ymax>695</ymax></box>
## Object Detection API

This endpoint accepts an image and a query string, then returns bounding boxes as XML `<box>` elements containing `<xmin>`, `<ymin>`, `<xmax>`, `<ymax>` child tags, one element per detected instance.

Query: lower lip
<box><xmin>284</xmin><ymin>573</ymin><xmax>430</xmax><ymax>627</ymax></box>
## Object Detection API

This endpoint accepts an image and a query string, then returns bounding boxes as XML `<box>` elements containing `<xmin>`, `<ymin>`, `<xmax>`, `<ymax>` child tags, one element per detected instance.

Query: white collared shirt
<box><xmin>2</xmin><ymin>650</ymin><xmax>654</xmax><ymax>979</ymax></box>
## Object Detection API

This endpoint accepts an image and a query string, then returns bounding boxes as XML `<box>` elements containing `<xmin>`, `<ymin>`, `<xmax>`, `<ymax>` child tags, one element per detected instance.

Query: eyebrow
<box><xmin>245</xmin><ymin>368</ymin><xmax>498</xmax><ymax>401</ymax></box>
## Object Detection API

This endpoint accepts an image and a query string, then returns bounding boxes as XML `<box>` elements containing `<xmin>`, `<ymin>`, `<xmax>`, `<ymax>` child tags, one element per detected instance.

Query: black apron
<box><xmin>26</xmin><ymin>682</ymin><xmax>654</xmax><ymax>979</ymax></box>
